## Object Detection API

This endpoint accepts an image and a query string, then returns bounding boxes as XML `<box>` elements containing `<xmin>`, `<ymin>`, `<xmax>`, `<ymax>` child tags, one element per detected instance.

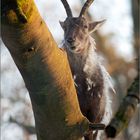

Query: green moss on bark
<box><xmin>1</xmin><ymin>0</ymin><xmax>34</xmax><ymax>25</ymax></box>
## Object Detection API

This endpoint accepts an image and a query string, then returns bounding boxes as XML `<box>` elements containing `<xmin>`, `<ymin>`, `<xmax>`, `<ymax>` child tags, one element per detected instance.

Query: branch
<box><xmin>9</xmin><ymin>117</ymin><xmax>105</xmax><ymax>135</ymax></box>
<box><xmin>89</xmin><ymin>123</ymin><xmax>105</xmax><ymax>131</ymax></box>
<box><xmin>1</xmin><ymin>0</ymin><xmax>104</xmax><ymax>139</ymax></box>
<box><xmin>1</xmin><ymin>0</ymin><xmax>89</xmax><ymax>139</ymax></box>
<box><xmin>105</xmin><ymin>75</ymin><xmax>139</xmax><ymax>138</ymax></box>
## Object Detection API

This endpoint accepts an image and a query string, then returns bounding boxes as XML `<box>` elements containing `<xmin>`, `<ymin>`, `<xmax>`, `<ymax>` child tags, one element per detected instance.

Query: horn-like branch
<box><xmin>79</xmin><ymin>0</ymin><xmax>94</xmax><ymax>17</ymax></box>
<box><xmin>61</xmin><ymin>0</ymin><xmax>73</xmax><ymax>17</ymax></box>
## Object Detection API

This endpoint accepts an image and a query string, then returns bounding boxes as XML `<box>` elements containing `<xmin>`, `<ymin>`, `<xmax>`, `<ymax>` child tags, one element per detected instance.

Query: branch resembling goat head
<box><xmin>60</xmin><ymin>0</ymin><xmax>105</xmax><ymax>53</ymax></box>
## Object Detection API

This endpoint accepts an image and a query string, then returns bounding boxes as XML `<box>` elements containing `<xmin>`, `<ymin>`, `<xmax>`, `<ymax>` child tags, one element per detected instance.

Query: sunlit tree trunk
<box><xmin>1</xmin><ymin>0</ymin><xmax>90</xmax><ymax>140</ymax></box>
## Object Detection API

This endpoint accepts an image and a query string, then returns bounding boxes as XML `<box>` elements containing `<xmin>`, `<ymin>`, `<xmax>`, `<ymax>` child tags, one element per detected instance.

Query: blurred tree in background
<box><xmin>1</xmin><ymin>0</ymin><xmax>139</xmax><ymax>140</ymax></box>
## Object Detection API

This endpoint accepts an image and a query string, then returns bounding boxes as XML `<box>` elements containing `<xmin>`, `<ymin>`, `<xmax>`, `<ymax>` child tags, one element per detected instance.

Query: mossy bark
<box><xmin>1</xmin><ymin>0</ymin><xmax>90</xmax><ymax>140</ymax></box>
<box><xmin>105</xmin><ymin>75</ymin><xmax>139</xmax><ymax>138</ymax></box>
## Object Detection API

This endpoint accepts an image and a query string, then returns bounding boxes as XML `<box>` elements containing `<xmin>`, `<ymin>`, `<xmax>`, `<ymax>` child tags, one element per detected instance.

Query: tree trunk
<box><xmin>1</xmin><ymin>0</ymin><xmax>90</xmax><ymax>140</ymax></box>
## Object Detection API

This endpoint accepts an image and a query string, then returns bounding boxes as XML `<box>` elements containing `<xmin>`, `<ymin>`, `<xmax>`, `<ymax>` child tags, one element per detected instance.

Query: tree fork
<box><xmin>1</xmin><ymin>0</ymin><xmax>104</xmax><ymax>140</ymax></box>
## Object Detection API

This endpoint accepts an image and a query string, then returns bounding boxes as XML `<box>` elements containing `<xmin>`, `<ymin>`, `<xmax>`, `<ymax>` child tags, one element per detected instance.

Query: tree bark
<box><xmin>1</xmin><ymin>0</ymin><xmax>90</xmax><ymax>140</ymax></box>
<box><xmin>105</xmin><ymin>75</ymin><xmax>139</xmax><ymax>138</ymax></box>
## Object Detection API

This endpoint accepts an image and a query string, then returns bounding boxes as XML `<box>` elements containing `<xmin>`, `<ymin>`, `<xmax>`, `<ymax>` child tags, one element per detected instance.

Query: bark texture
<box><xmin>105</xmin><ymin>75</ymin><xmax>139</xmax><ymax>138</ymax></box>
<box><xmin>1</xmin><ymin>0</ymin><xmax>90</xmax><ymax>140</ymax></box>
